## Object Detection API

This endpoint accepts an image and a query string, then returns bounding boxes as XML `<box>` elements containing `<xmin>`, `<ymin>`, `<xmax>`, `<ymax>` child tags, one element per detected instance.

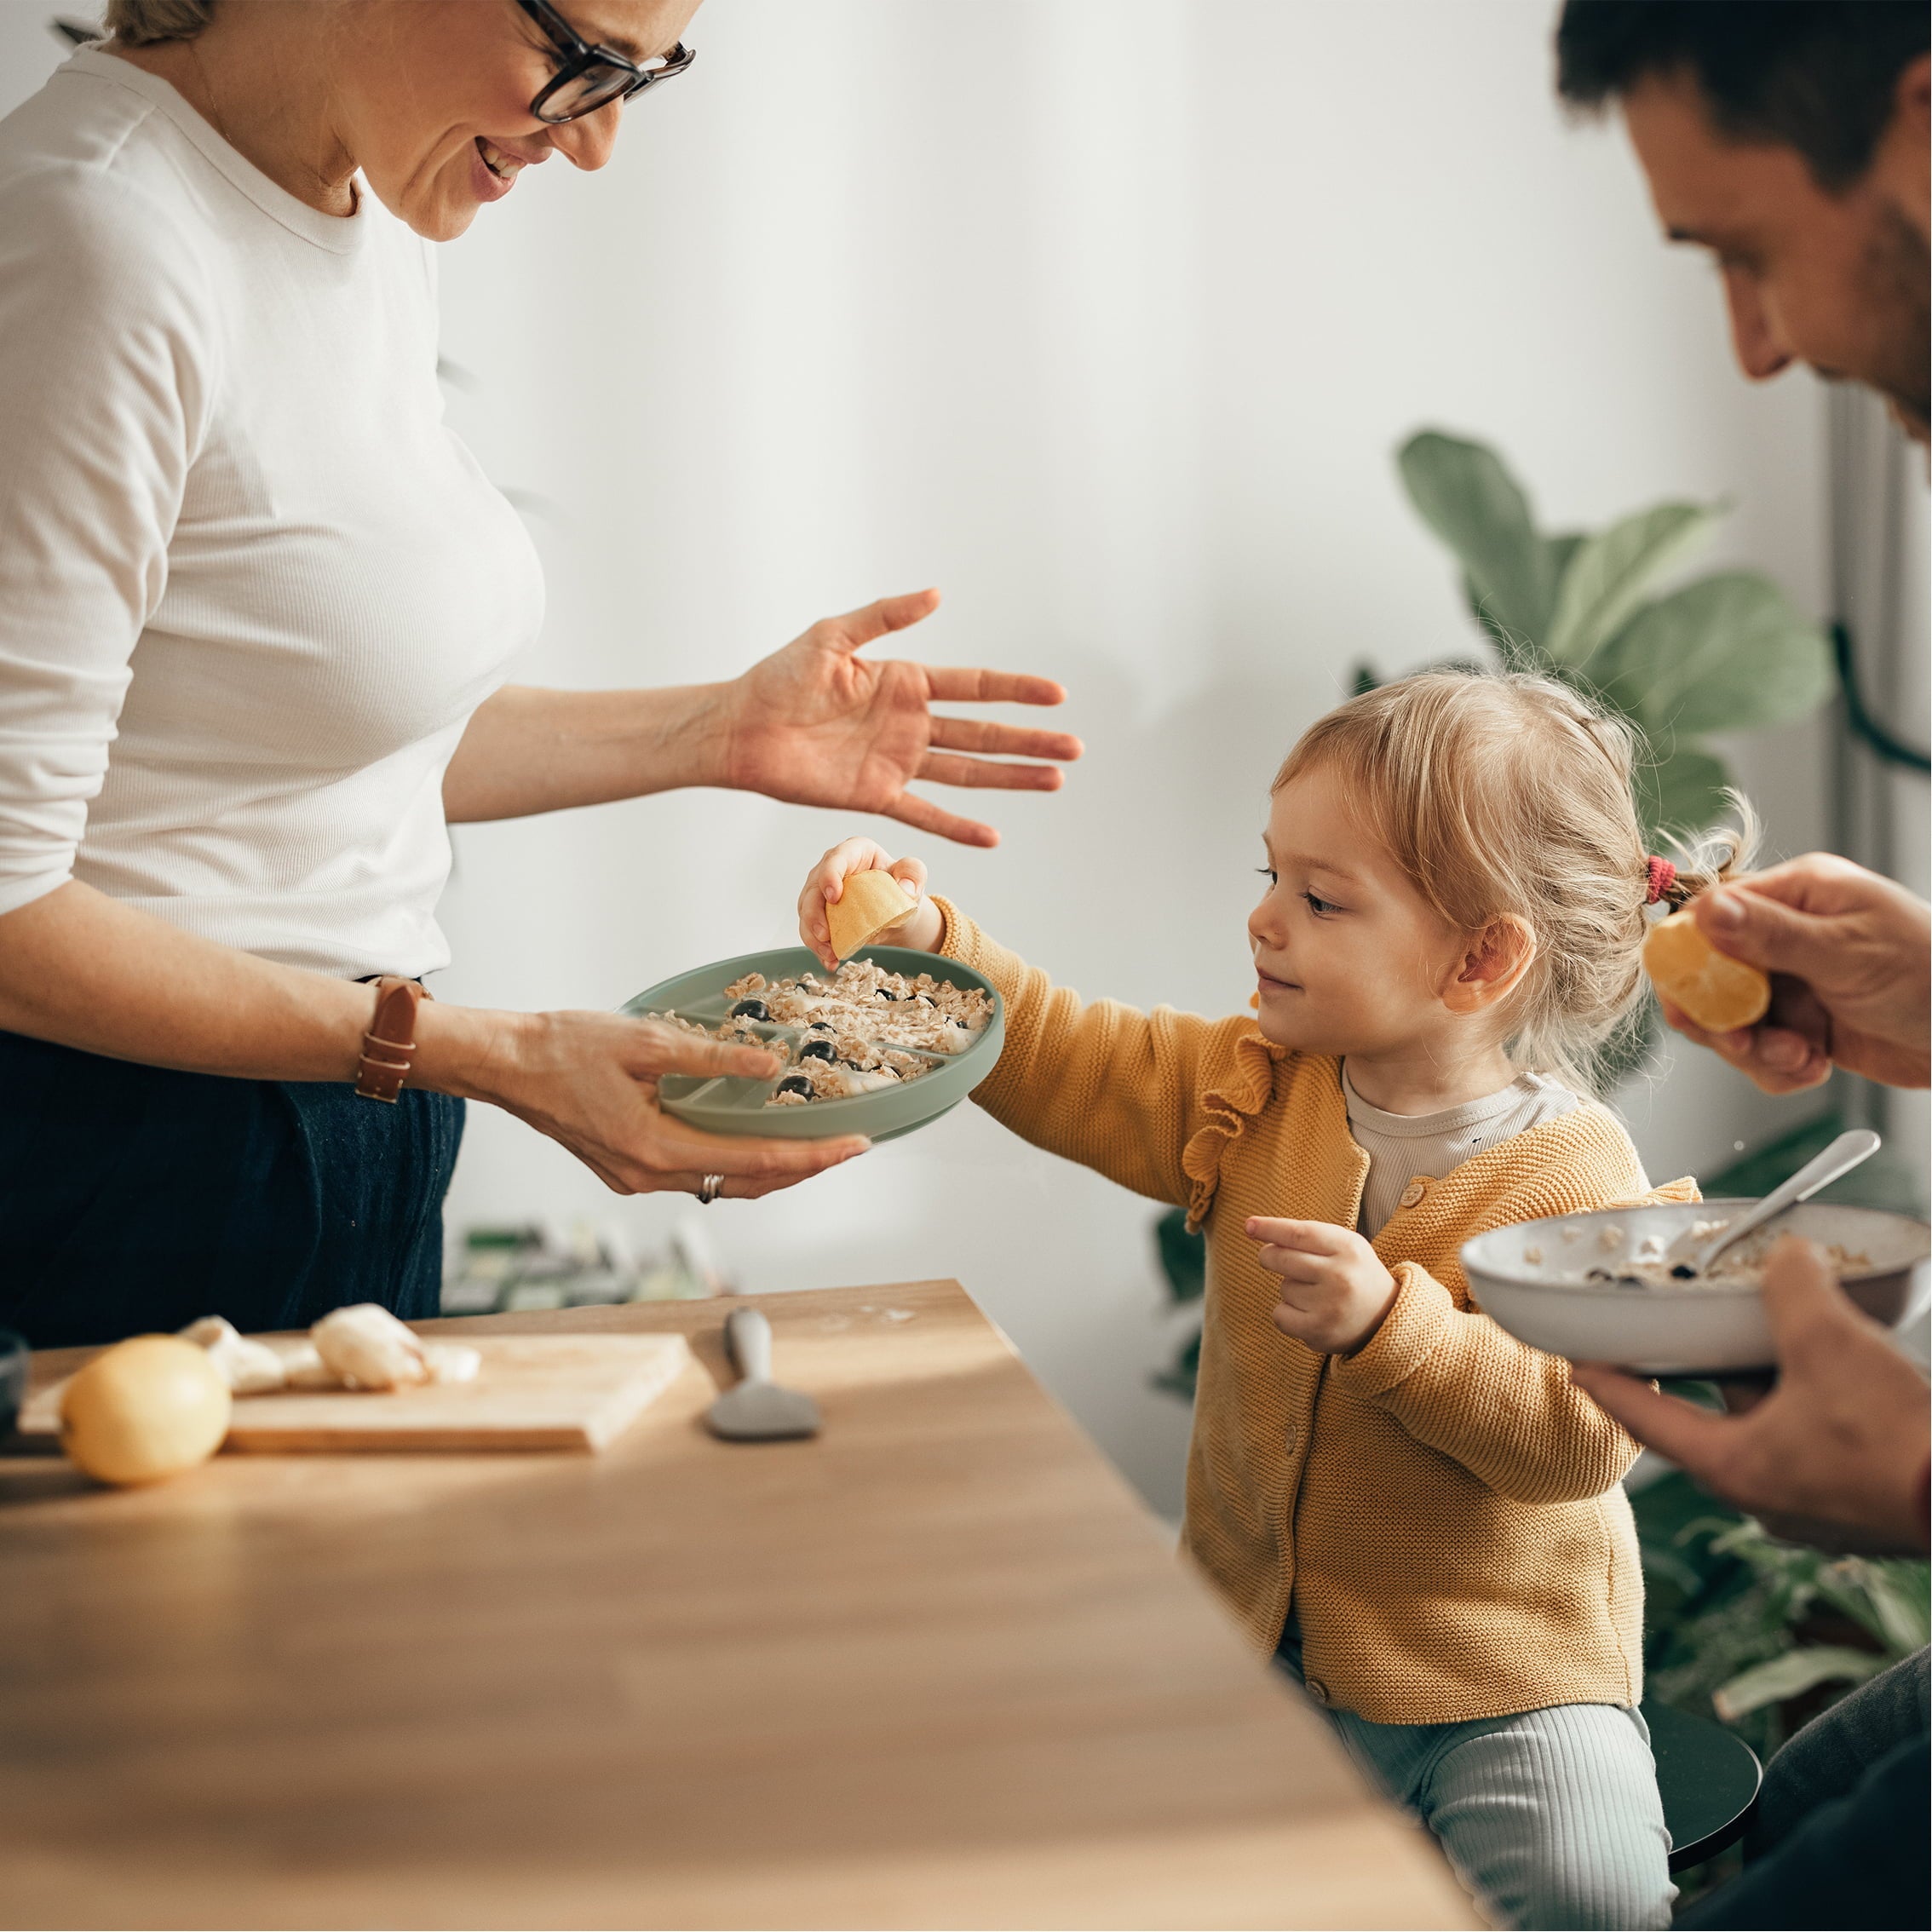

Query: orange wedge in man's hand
<box><xmin>1643</xmin><ymin>911</ymin><xmax>1773</xmax><ymax>1032</ymax></box>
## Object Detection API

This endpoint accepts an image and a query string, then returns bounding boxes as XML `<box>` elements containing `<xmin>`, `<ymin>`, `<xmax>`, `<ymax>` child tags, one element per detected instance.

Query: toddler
<box><xmin>795</xmin><ymin>671</ymin><xmax>1748</xmax><ymax>1931</ymax></box>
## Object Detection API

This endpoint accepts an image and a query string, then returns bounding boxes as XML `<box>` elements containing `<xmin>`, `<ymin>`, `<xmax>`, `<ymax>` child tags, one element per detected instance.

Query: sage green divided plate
<box><xmin>621</xmin><ymin>946</ymin><xmax>1004</xmax><ymax>1145</ymax></box>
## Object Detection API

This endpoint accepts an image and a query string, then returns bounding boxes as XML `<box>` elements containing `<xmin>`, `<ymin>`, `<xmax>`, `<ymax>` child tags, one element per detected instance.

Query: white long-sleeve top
<box><xmin>0</xmin><ymin>49</ymin><xmax>543</xmax><ymax>980</ymax></box>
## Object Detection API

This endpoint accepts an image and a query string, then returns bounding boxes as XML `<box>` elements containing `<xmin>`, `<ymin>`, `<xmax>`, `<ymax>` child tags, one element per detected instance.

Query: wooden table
<box><xmin>0</xmin><ymin>1282</ymin><xmax>1478</xmax><ymax>1930</ymax></box>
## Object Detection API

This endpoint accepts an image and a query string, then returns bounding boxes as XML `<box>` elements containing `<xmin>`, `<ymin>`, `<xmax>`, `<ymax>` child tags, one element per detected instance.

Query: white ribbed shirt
<box><xmin>0</xmin><ymin>49</ymin><xmax>543</xmax><ymax>979</ymax></box>
<box><xmin>1343</xmin><ymin>1066</ymin><xmax>1583</xmax><ymax>1236</ymax></box>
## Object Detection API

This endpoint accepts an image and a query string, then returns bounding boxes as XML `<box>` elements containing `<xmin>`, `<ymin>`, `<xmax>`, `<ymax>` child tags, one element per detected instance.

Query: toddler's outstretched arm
<box><xmin>793</xmin><ymin>837</ymin><xmax>1263</xmax><ymax>1213</ymax></box>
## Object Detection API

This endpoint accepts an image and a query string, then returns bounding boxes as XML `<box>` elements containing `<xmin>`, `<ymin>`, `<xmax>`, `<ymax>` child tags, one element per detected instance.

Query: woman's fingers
<box><xmin>619</xmin><ymin>1132</ymin><xmax>869</xmax><ymax>1195</ymax></box>
<box><xmin>924</xmin><ymin>666</ymin><xmax>1068</xmax><ymax>708</ymax></box>
<box><xmin>824</xmin><ymin>589</ymin><xmax>942</xmax><ymax>651</ymax></box>
<box><xmin>652</xmin><ymin>1168</ymin><xmax>837</xmax><ymax>1202</ymax></box>
<box><xmin>886</xmin><ymin>791</ymin><xmax>1000</xmax><ymax>848</ymax></box>
<box><xmin>632</xmin><ymin>1023</ymin><xmax>781</xmax><ymax>1082</ymax></box>
<box><xmin>927</xmin><ymin>715</ymin><xmax>1085</xmax><ymax>762</ymax></box>
<box><xmin>916</xmin><ymin>750</ymin><xmax>1067</xmax><ymax>793</ymax></box>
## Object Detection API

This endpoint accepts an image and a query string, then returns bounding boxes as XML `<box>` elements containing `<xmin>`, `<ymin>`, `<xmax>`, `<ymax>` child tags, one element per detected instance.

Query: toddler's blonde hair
<box><xmin>1276</xmin><ymin>670</ymin><xmax>1753</xmax><ymax>1092</ymax></box>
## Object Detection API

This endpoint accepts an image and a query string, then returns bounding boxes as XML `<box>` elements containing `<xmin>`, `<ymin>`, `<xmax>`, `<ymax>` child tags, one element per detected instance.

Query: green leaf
<box><xmin>1706</xmin><ymin>1115</ymin><xmax>1847</xmax><ymax>1199</ymax></box>
<box><xmin>1462</xmin><ymin>575</ymin><xmax>1537</xmax><ymax>670</ymax></box>
<box><xmin>1596</xmin><ymin>572</ymin><xmax>1833</xmax><ymax>738</ymax></box>
<box><xmin>1398</xmin><ymin>432</ymin><xmax>1557</xmax><ymax>647</ymax></box>
<box><xmin>1711</xmin><ymin>1647</ymin><xmax>1885</xmax><ymax>1722</ymax></box>
<box><xmin>1152</xmin><ymin>1328</ymin><xmax>1201</xmax><ymax>1401</ymax></box>
<box><xmin>1153</xmin><ymin>1206</ymin><xmax>1206</xmax><ymax>1305</ymax></box>
<box><xmin>1545</xmin><ymin>532</ymin><xmax>1587</xmax><ymax>584</ymax></box>
<box><xmin>1633</xmin><ymin>745</ymin><xmax>1731</xmax><ymax>844</ymax></box>
<box><xmin>1836</xmin><ymin>1561</ymin><xmax>1932</xmax><ymax>1655</ymax></box>
<box><xmin>1547</xmin><ymin>501</ymin><xmax>1718</xmax><ymax>670</ymax></box>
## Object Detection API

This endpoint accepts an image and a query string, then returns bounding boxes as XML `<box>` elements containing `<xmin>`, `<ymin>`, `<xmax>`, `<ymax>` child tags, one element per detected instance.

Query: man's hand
<box><xmin>1661</xmin><ymin>856</ymin><xmax>1931</xmax><ymax>1093</ymax></box>
<box><xmin>722</xmin><ymin>589</ymin><xmax>1084</xmax><ymax>847</ymax></box>
<box><xmin>1248</xmin><ymin>1218</ymin><xmax>1401</xmax><ymax>1354</ymax></box>
<box><xmin>1572</xmin><ymin>1236</ymin><xmax>1931</xmax><ymax>1549</ymax></box>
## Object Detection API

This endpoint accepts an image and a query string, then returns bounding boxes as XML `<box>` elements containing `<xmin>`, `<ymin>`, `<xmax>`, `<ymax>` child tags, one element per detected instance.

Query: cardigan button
<box><xmin>1304</xmin><ymin>1677</ymin><xmax>1330</xmax><ymax>1705</ymax></box>
<box><xmin>1398</xmin><ymin>1177</ymin><xmax>1428</xmax><ymax>1210</ymax></box>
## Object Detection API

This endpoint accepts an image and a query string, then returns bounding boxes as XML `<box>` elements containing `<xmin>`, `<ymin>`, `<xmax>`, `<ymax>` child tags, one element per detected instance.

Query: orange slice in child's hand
<box><xmin>1642</xmin><ymin>911</ymin><xmax>1772</xmax><ymax>1032</ymax></box>
<box><xmin>827</xmin><ymin>869</ymin><xmax>918</xmax><ymax>962</ymax></box>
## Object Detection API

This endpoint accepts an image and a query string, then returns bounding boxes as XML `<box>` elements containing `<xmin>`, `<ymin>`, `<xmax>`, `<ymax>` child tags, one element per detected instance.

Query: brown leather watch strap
<box><xmin>355</xmin><ymin>976</ymin><xmax>427</xmax><ymax>1103</ymax></box>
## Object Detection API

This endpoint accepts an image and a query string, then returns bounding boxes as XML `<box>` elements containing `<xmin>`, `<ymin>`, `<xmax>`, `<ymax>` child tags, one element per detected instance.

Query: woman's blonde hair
<box><xmin>1275</xmin><ymin>670</ymin><xmax>1754</xmax><ymax>1092</ymax></box>
<box><xmin>106</xmin><ymin>0</ymin><xmax>215</xmax><ymax>45</ymax></box>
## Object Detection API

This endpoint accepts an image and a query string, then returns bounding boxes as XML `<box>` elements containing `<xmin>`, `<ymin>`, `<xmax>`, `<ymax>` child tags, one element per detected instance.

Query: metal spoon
<box><xmin>1667</xmin><ymin>1128</ymin><xmax>1882</xmax><ymax>1279</ymax></box>
<box><xmin>704</xmin><ymin>1307</ymin><xmax>821</xmax><ymax>1441</ymax></box>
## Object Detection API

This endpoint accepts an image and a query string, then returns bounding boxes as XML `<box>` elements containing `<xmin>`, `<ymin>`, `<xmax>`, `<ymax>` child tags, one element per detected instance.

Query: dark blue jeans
<box><xmin>1677</xmin><ymin>1650</ymin><xmax>1929</xmax><ymax>1929</ymax></box>
<box><xmin>0</xmin><ymin>1030</ymin><xmax>463</xmax><ymax>1348</ymax></box>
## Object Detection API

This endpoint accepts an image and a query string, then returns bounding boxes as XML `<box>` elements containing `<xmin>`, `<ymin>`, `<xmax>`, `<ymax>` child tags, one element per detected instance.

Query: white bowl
<box><xmin>1460</xmin><ymin>1199</ymin><xmax>1932</xmax><ymax>1376</ymax></box>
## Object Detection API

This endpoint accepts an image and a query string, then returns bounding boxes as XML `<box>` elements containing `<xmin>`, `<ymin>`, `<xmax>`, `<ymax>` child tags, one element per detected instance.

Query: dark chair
<box><xmin>1644</xmin><ymin>1698</ymin><xmax>1764</xmax><ymax>1871</ymax></box>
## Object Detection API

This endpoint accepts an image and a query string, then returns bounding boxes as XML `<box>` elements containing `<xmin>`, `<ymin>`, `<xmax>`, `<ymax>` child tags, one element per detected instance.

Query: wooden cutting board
<box><xmin>21</xmin><ymin>1332</ymin><xmax>693</xmax><ymax>1453</ymax></box>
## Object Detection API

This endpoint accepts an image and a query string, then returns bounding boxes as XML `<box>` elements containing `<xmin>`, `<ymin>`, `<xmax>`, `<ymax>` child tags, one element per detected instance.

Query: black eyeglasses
<box><xmin>513</xmin><ymin>0</ymin><xmax>695</xmax><ymax>124</ymax></box>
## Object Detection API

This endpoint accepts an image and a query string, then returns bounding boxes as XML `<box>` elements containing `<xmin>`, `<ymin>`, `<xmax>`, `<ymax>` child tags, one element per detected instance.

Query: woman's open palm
<box><xmin>722</xmin><ymin>589</ymin><xmax>1082</xmax><ymax>846</ymax></box>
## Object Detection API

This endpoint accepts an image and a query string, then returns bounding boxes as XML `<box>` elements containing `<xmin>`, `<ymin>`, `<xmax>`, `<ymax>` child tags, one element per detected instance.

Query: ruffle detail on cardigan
<box><xmin>1180</xmin><ymin>1026</ymin><xmax>1285</xmax><ymax>1230</ymax></box>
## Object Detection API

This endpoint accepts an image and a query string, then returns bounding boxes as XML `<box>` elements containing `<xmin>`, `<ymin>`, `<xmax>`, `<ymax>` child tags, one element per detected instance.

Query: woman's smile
<box><xmin>470</xmin><ymin>134</ymin><xmax>544</xmax><ymax>201</ymax></box>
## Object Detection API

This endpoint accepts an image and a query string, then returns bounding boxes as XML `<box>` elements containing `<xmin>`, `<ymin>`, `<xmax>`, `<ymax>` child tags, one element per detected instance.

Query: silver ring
<box><xmin>697</xmin><ymin>1173</ymin><xmax>725</xmax><ymax>1205</ymax></box>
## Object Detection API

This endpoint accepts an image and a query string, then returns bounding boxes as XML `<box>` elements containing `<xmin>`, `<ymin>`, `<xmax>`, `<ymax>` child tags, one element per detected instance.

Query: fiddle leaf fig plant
<box><xmin>1391</xmin><ymin>430</ymin><xmax>1833</xmax><ymax>843</ymax></box>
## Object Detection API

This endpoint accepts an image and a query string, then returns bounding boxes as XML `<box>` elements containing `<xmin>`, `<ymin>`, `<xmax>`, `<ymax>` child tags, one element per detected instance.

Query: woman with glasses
<box><xmin>0</xmin><ymin>0</ymin><xmax>1081</xmax><ymax>1348</ymax></box>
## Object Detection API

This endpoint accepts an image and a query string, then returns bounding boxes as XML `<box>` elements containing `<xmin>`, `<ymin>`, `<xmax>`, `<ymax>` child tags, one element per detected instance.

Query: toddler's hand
<box><xmin>1247</xmin><ymin>1218</ymin><xmax>1400</xmax><ymax>1355</ymax></box>
<box><xmin>797</xmin><ymin>837</ymin><xmax>944</xmax><ymax>972</ymax></box>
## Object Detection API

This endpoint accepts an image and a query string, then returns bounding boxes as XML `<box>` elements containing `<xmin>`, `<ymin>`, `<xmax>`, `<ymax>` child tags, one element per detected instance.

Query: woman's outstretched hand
<box><xmin>437</xmin><ymin>1008</ymin><xmax>870</xmax><ymax>1200</ymax></box>
<box><xmin>723</xmin><ymin>589</ymin><xmax>1083</xmax><ymax>847</ymax></box>
<box><xmin>796</xmin><ymin>838</ymin><xmax>942</xmax><ymax>971</ymax></box>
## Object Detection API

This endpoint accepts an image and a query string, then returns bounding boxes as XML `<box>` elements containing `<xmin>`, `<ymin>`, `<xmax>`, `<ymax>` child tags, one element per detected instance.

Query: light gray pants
<box><xmin>1276</xmin><ymin>1626</ymin><xmax>1676</xmax><ymax>1929</ymax></box>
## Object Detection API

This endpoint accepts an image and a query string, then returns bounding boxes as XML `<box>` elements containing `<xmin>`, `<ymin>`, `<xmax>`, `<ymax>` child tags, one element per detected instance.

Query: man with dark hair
<box><xmin>1553</xmin><ymin>5</ymin><xmax>1929</xmax><ymax>1929</ymax></box>
<box><xmin>1557</xmin><ymin>0</ymin><xmax>1929</xmax><ymax>441</ymax></box>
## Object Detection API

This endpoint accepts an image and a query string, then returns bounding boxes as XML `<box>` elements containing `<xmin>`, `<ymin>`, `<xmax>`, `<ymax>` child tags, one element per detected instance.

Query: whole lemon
<box><xmin>60</xmin><ymin>1335</ymin><xmax>233</xmax><ymax>1486</ymax></box>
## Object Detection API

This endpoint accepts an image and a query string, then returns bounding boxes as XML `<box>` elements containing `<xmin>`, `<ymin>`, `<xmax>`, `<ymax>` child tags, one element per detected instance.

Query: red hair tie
<box><xmin>1644</xmin><ymin>856</ymin><xmax>1677</xmax><ymax>906</ymax></box>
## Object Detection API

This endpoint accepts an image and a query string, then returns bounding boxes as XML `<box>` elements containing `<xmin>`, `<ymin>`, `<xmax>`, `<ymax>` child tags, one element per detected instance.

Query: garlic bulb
<box><xmin>178</xmin><ymin>1315</ymin><xmax>288</xmax><ymax>1395</ymax></box>
<box><xmin>310</xmin><ymin>1304</ymin><xmax>429</xmax><ymax>1391</ymax></box>
<box><xmin>280</xmin><ymin>1344</ymin><xmax>345</xmax><ymax>1390</ymax></box>
<box><xmin>422</xmin><ymin>1343</ymin><xmax>481</xmax><ymax>1385</ymax></box>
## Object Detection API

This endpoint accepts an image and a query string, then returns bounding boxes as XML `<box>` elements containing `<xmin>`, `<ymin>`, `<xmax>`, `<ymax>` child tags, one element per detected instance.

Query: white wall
<box><xmin>0</xmin><ymin>0</ymin><xmax>1856</xmax><ymax>1516</ymax></box>
<box><xmin>423</xmin><ymin>0</ymin><xmax>1843</xmax><ymax>1517</ymax></box>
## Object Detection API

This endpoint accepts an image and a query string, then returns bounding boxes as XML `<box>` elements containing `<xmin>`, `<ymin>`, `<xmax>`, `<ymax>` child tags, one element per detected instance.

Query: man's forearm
<box><xmin>442</xmin><ymin>683</ymin><xmax>736</xmax><ymax>823</ymax></box>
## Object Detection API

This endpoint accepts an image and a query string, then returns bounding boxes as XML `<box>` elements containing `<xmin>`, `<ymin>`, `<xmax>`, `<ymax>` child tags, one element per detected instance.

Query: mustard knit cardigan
<box><xmin>935</xmin><ymin>899</ymin><xmax>1697</xmax><ymax>1726</ymax></box>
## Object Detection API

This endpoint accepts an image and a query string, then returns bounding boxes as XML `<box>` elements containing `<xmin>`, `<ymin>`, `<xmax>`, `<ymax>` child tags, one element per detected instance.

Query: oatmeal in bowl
<box><xmin>1461</xmin><ymin>1199</ymin><xmax>1931</xmax><ymax>1375</ymax></box>
<box><xmin>622</xmin><ymin>946</ymin><xmax>1003</xmax><ymax>1145</ymax></box>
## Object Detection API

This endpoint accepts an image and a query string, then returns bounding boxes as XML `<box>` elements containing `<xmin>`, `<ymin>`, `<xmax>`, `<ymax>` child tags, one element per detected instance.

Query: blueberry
<box><xmin>808</xmin><ymin>1019</ymin><xmax>835</xmax><ymax>1033</ymax></box>
<box><xmin>799</xmin><ymin>1038</ymin><xmax>836</xmax><ymax>1061</ymax></box>
<box><xmin>775</xmin><ymin>1075</ymin><xmax>814</xmax><ymax>1098</ymax></box>
<box><xmin>1669</xmin><ymin>1263</ymin><xmax>1698</xmax><ymax>1279</ymax></box>
<box><xmin>872</xmin><ymin>987</ymin><xmax>900</xmax><ymax>1001</ymax></box>
<box><xmin>730</xmin><ymin>998</ymin><xmax>769</xmax><ymax>1021</ymax></box>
